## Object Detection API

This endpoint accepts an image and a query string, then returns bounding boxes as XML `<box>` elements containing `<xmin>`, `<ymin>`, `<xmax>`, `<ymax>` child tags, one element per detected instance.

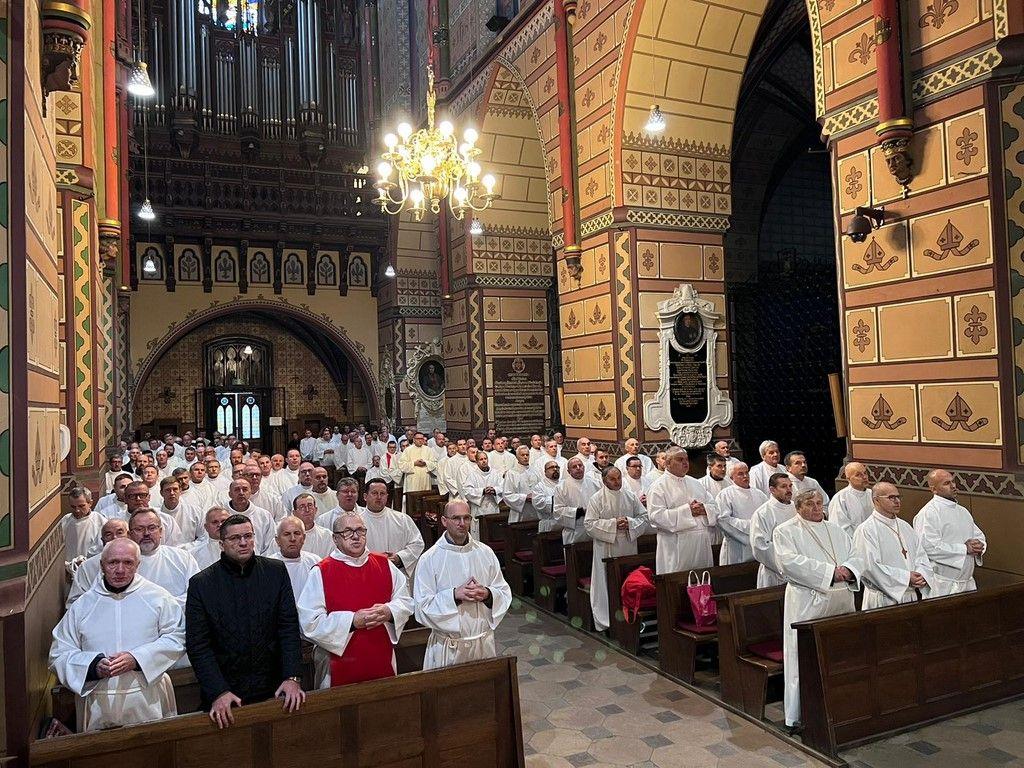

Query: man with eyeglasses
<box><xmin>126</xmin><ymin>509</ymin><xmax>199</xmax><ymax>610</ymax></box>
<box><xmin>297</xmin><ymin>511</ymin><xmax>414</xmax><ymax>688</ymax></box>
<box><xmin>852</xmin><ymin>482</ymin><xmax>933</xmax><ymax>608</ymax></box>
<box><xmin>413</xmin><ymin>500</ymin><xmax>512</xmax><ymax>670</ymax></box>
<box><xmin>185</xmin><ymin>514</ymin><xmax>305</xmax><ymax>728</ymax></box>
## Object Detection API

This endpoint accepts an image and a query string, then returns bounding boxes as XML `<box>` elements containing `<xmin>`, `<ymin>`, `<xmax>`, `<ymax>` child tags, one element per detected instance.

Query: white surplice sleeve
<box><xmin>131</xmin><ymin>597</ymin><xmax>186</xmax><ymax>684</ymax></box>
<box><xmin>298</xmin><ymin>567</ymin><xmax>356</xmax><ymax>657</ymax></box>
<box><xmin>852</xmin><ymin>523</ymin><xmax>911</xmax><ymax>605</ymax></box>
<box><xmin>914</xmin><ymin>510</ymin><xmax>969</xmax><ymax>571</ymax></box>
<box><xmin>50</xmin><ymin>601</ymin><xmax>102</xmax><ymax>696</ymax></box>
<box><xmin>773</xmin><ymin>524</ymin><xmax>835</xmax><ymax>594</ymax></box>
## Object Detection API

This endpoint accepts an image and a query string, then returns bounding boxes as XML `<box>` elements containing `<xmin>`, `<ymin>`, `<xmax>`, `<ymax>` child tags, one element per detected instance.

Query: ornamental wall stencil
<box><xmin>594</xmin><ymin>400</ymin><xmax>611</xmax><ymax>422</ymax></box>
<box><xmin>963</xmin><ymin>304</ymin><xmax>989</xmax><ymax>344</ymax></box>
<box><xmin>931</xmin><ymin>392</ymin><xmax>988</xmax><ymax>431</ymax></box>
<box><xmin>852</xmin><ymin>239</ymin><xmax>898</xmax><ymax>273</ymax></box>
<box><xmin>521</xmin><ymin>334</ymin><xmax>541</xmax><ymax>350</ymax></box>
<box><xmin>849</xmin><ymin>32</ymin><xmax>876</xmax><ymax>66</ymax></box>
<box><xmin>844</xmin><ymin>166</ymin><xmax>864</xmax><ymax>198</ymax></box>
<box><xmin>919</xmin><ymin>0</ymin><xmax>959</xmax><ymax>30</ymax></box>
<box><xmin>566</xmin><ymin>309</ymin><xmax>580</xmax><ymax>331</ymax></box>
<box><xmin>568</xmin><ymin>399</ymin><xmax>585</xmax><ymax>420</ymax></box>
<box><xmin>923</xmin><ymin>220</ymin><xmax>980</xmax><ymax>260</ymax></box>
<box><xmin>862</xmin><ymin>394</ymin><xmax>908</xmax><ymax>430</ymax></box>
<box><xmin>589</xmin><ymin>304</ymin><xmax>606</xmax><ymax>325</ymax></box>
<box><xmin>493</xmin><ymin>334</ymin><xmax>513</xmax><ymax>351</ymax></box>
<box><xmin>853</xmin><ymin>319</ymin><xmax>872</xmax><ymax>352</ymax></box>
<box><xmin>955</xmin><ymin>126</ymin><xmax>979</xmax><ymax>165</ymax></box>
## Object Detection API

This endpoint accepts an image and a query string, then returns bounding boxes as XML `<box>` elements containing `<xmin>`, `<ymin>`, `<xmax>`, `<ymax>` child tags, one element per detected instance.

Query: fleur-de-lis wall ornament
<box><xmin>919</xmin><ymin>0</ymin><xmax>959</xmax><ymax>30</ymax></box>
<box><xmin>861</xmin><ymin>394</ymin><xmax>908</xmax><ymax>430</ymax></box>
<box><xmin>853</xmin><ymin>319</ymin><xmax>872</xmax><ymax>353</ymax></box>
<box><xmin>590</xmin><ymin>304</ymin><xmax>606</xmax><ymax>325</ymax></box>
<box><xmin>848</xmin><ymin>32</ymin><xmax>876</xmax><ymax>66</ymax></box>
<box><xmin>569</xmin><ymin>400</ymin><xmax>585</xmax><ymax>420</ymax></box>
<box><xmin>963</xmin><ymin>304</ymin><xmax>988</xmax><ymax>345</ymax></box>
<box><xmin>931</xmin><ymin>392</ymin><xmax>988</xmax><ymax>432</ymax></box>
<box><xmin>923</xmin><ymin>220</ymin><xmax>979</xmax><ymax>261</ymax></box>
<box><xmin>566</xmin><ymin>309</ymin><xmax>581</xmax><ymax>331</ymax></box>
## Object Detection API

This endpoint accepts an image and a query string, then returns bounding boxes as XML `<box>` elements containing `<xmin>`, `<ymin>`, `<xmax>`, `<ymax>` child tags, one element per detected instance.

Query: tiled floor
<box><xmin>843</xmin><ymin>699</ymin><xmax>1024</xmax><ymax>767</ymax></box>
<box><xmin>495</xmin><ymin>601</ymin><xmax>828</xmax><ymax>768</ymax></box>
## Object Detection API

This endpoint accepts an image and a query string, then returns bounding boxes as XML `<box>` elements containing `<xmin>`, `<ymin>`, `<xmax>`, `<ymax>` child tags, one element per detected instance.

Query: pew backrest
<box><xmin>795</xmin><ymin>582</ymin><xmax>1024</xmax><ymax>757</ymax></box>
<box><xmin>33</xmin><ymin>657</ymin><xmax>525</xmax><ymax>768</ymax></box>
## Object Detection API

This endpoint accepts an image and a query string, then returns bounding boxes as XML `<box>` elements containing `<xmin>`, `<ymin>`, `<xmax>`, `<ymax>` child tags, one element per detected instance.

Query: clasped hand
<box><xmin>832</xmin><ymin>566</ymin><xmax>854</xmax><ymax>584</ymax></box>
<box><xmin>908</xmin><ymin>571</ymin><xmax>928</xmax><ymax>588</ymax></box>
<box><xmin>97</xmin><ymin>652</ymin><xmax>138</xmax><ymax>678</ymax></box>
<box><xmin>353</xmin><ymin>603</ymin><xmax>393</xmax><ymax>629</ymax></box>
<box><xmin>455</xmin><ymin>577</ymin><xmax>490</xmax><ymax>603</ymax></box>
<box><xmin>966</xmin><ymin>538</ymin><xmax>984</xmax><ymax>556</ymax></box>
<box><xmin>689</xmin><ymin>500</ymin><xmax>707</xmax><ymax>517</ymax></box>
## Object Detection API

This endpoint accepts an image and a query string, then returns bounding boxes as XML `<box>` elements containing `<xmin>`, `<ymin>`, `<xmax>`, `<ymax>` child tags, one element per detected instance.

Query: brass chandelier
<box><xmin>374</xmin><ymin>67</ymin><xmax>499</xmax><ymax>221</ymax></box>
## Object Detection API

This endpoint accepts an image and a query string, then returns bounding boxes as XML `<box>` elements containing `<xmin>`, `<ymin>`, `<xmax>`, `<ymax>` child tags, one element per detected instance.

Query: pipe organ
<box><xmin>139</xmin><ymin>0</ymin><xmax>363</xmax><ymax>155</ymax></box>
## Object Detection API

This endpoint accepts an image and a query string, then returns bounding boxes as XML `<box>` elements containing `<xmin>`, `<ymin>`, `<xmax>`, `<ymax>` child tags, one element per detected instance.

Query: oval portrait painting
<box><xmin>673</xmin><ymin>311</ymin><xmax>704</xmax><ymax>349</ymax></box>
<box><xmin>418</xmin><ymin>361</ymin><xmax>446</xmax><ymax>397</ymax></box>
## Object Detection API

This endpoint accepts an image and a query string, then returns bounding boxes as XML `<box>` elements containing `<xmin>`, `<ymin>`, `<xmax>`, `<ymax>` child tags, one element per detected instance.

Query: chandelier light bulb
<box><xmin>645</xmin><ymin>104</ymin><xmax>666</xmax><ymax>133</ymax></box>
<box><xmin>377</xmin><ymin>161</ymin><xmax>392</xmax><ymax>180</ymax></box>
<box><xmin>439</xmin><ymin>120</ymin><xmax>454</xmax><ymax>137</ymax></box>
<box><xmin>468</xmin><ymin>161</ymin><xmax>481</xmax><ymax>179</ymax></box>
<box><xmin>463</xmin><ymin>127</ymin><xmax>478</xmax><ymax>144</ymax></box>
<box><xmin>482</xmin><ymin>174</ymin><xmax>496</xmax><ymax>192</ymax></box>
<box><xmin>410</xmin><ymin>187</ymin><xmax>424</xmax><ymax>205</ymax></box>
<box><xmin>384</xmin><ymin>133</ymin><xmax>398</xmax><ymax>148</ymax></box>
<box><xmin>470</xmin><ymin>219</ymin><xmax>483</xmax><ymax>235</ymax></box>
<box><xmin>384</xmin><ymin>264</ymin><xmax>397</xmax><ymax>278</ymax></box>
<box><xmin>454</xmin><ymin>187</ymin><xmax>468</xmax><ymax>202</ymax></box>
<box><xmin>421</xmin><ymin>154</ymin><xmax>437</xmax><ymax>174</ymax></box>
<box><xmin>127</xmin><ymin>61</ymin><xmax>155</xmax><ymax>98</ymax></box>
<box><xmin>138</xmin><ymin>198</ymin><xmax>156</xmax><ymax>220</ymax></box>
<box><xmin>397</xmin><ymin>122</ymin><xmax>412</xmax><ymax>139</ymax></box>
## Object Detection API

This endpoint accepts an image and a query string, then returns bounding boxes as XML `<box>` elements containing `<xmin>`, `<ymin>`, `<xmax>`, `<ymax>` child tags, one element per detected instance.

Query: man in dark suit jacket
<box><xmin>185</xmin><ymin>514</ymin><xmax>305</xmax><ymax>728</ymax></box>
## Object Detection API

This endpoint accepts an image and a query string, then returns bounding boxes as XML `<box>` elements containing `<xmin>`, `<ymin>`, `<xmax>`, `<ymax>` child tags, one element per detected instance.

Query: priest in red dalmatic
<box><xmin>297</xmin><ymin>511</ymin><xmax>414</xmax><ymax>688</ymax></box>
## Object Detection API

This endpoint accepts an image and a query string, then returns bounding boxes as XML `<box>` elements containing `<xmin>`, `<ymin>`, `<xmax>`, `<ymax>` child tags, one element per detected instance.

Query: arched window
<box><xmin>198</xmin><ymin>0</ymin><xmax>261</xmax><ymax>35</ymax></box>
<box><xmin>178</xmin><ymin>249</ymin><xmax>201</xmax><ymax>282</ymax></box>
<box><xmin>249</xmin><ymin>251</ymin><xmax>271</xmax><ymax>283</ymax></box>
<box><xmin>215</xmin><ymin>250</ymin><xmax>237</xmax><ymax>282</ymax></box>
<box><xmin>284</xmin><ymin>253</ymin><xmax>304</xmax><ymax>284</ymax></box>
<box><xmin>316</xmin><ymin>254</ymin><xmax>337</xmax><ymax>285</ymax></box>
<box><xmin>241</xmin><ymin>394</ymin><xmax>261</xmax><ymax>439</ymax></box>
<box><xmin>140</xmin><ymin>247</ymin><xmax>164</xmax><ymax>280</ymax></box>
<box><xmin>215</xmin><ymin>395</ymin><xmax>234</xmax><ymax>435</ymax></box>
<box><xmin>348</xmin><ymin>255</ymin><xmax>368</xmax><ymax>287</ymax></box>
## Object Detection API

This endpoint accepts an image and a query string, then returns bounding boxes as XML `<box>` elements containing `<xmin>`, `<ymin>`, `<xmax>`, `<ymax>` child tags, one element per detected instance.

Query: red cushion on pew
<box><xmin>486</xmin><ymin>540</ymin><xmax>505</xmax><ymax>551</ymax></box>
<box><xmin>677</xmin><ymin>620</ymin><xmax>718</xmax><ymax>635</ymax></box>
<box><xmin>747</xmin><ymin>640</ymin><xmax>784</xmax><ymax>663</ymax></box>
<box><xmin>514</xmin><ymin>549</ymin><xmax>534</xmax><ymax>562</ymax></box>
<box><xmin>578</xmin><ymin>577</ymin><xmax>591</xmax><ymax>589</ymax></box>
<box><xmin>639</xmin><ymin>595</ymin><xmax>658</xmax><ymax>611</ymax></box>
<box><xmin>539</xmin><ymin>564</ymin><xmax>567</xmax><ymax>578</ymax></box>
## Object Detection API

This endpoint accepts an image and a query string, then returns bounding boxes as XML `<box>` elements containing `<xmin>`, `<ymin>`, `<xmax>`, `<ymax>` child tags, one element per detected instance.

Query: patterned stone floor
<box><xmin>495</xmin><ymin>601</ymin><xmax>828</xmax><ymax>768</ymax></box>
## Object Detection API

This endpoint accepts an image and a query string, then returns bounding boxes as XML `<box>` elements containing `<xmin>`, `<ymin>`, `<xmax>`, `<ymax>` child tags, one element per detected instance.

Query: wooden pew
<box><xmin>564</xmin><ymin>540</ymin><xmax>594</xmax><ymax>631</ymax></box>
<box><xmin>478</xmin><ymin>512</ymin><xmax>510</xmax><ymax>568</ymax></box>
<box><xmin>505</xmin><ymin>520</ymin><xmax>539</xmax><ymax>597</ymax></box>
<box><xmin>34</xmin><ymin>657</ymin><xmax>526</xmax><ymax>768</ymax></box>
<box><xmin>602</xmin><ymin>535</ymin><xmax>657</xmax><ymax>654</ymax></box>
<box><xmin>715</xmin><ymin>586</ymin><xmax>785</xmax><ymax>719</ymax></box>
<box><xmin>796</xmin><ymin>582</ymin><xmax>1024</xmax><ymax>758</ymax></box>
<box><xmin>532</xmin><ymin>531</ymin><xmax>566</xmax><ymax>613</ymax></box>
<box><xmin>656</xmin><ymin>561</ymin><xmax>759</xmax><ymax>682</ymax></box>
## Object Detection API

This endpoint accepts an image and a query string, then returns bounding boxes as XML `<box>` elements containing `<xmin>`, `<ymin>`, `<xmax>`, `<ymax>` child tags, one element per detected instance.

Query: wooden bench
<box><xmin>564</xmin><ymin>540</ymin><xmax>594</xmax><ymax>631</ymax></box>
<box><xmin>716</xmin><ymin>586</ymin><xmax>785</xmax><ymax>719</ymax></box>
<box><xmin>602</xmin><ymin>536</ymin><xmax>657</xmax><ymax>655</ymax></box>
<box><xmin>655</xmin><ymin>561</ymin><xmax>759</xmax><ymax>682</ymax></box>
<box><xmin>796</xmin><ymin>581</ymin><xmax>1024</xmax><ymax>758</ymax></box>
<box><xmin>504</xmin><ymin>520</ymin><xmax>539</xmax><ymax>597</ymax></box>
<box><xmin>532</xmin><ymin>531</ymin><xmax>566</xmax><ymax>613</ymax></box>
<box><xmin>34</xmin><ymin>657</ymin><xmax>526</xmax><ymax>767</ymax></box>
<box><xmin>478</xmin><ymin>512</ymin><xmax>510</xmax><ymax>568</ymax></box>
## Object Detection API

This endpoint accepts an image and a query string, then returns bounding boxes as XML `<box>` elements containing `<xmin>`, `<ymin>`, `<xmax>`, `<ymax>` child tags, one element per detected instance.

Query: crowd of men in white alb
<box><xmin>52</xmin><ymin>427</ymin><xmax>985</xmax><ymax>735</ymax></box>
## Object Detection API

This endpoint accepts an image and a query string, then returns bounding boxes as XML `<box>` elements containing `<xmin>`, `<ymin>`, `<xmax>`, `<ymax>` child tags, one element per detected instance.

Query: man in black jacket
<box><xmin>185</xmin><ymin>514</ymin><xmax>305</xmax><ymax>728</ymax></box>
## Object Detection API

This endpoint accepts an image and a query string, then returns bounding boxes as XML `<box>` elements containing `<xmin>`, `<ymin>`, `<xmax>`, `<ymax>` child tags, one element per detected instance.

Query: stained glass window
<box><xmin>199</xmin><ymin>0</ymin><xmax>260</xmax><ymax>35</ymax></box>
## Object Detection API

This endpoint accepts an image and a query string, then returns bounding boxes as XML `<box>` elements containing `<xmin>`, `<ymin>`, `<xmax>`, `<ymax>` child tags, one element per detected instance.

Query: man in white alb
<box><xmin>647</xmin><ymin>448</ymin><xmax>714</xmax><ymax>574</ymax></box>
<box><xmin>462</xmin><ymin>451</ymin><xmax>504</xmax><ymax>540</ymax></box>
<box><xmin>749</xmin><ymin>472</ymin><xmax>795</xmax><ymax>588</ymax></box>
<box><xmin>503</xmin><ymin>446</ymin><xmax>542</xmax><ymax>524</ymax></box>
<box><xmin>268</xmin><ymin>516</ymin><xmax>321</xmax><ymax>606</ymax></box>
<box><xmin>853</xmin><ymin>482</ymin><xmax>933</xmax><ymax>608</ymax></box>
<box><xmin>532</xmin><ymin>461</ymin><xmax>563</xmax><ymax>533</ymax></box>
<box><xmin>555</xmin><ymin>457</ymin><xmax>597</xmax><ymax>545</ymax></box>
<box><xmin>413</xmin><ymin>501</ymin><xmax>512</xmax><ymax>669</ymax></box>
<box><xmin>613</xmin><ymin>438</ymin><xmax>653</xmax><ymax>474</ymax></box>
<box><xmin>399</xmin><ymin>432</ymin><xmax>437</xmax><ymax>496</ymax></box>
<box><xmin>784</xmin><ymin>450</ymin><xmax>830</xmax><ymax>508</ymax></box>
<box><xmin>50</xmin><ymin>538</ymin><xmax>185</xmax><ymax>731</ymax></box>
<box><xmin>584</xmin><ymin>468</ymin><xmax>648</xmax><ymax>631</ymax></box>
<box><xmin>62</xmin><ymin>487</ymin><xmax>106</xmax><ymax>563</ymax></box>
<box><xmin>316</xmin><ymin>477</ymin><xmax>362</xmax><ymax>532</ymax></box>
<box><xmin>829</xmin><ymin>462</ymin><xmax>873</xmax><ymax>536</ymax></box>
<box><xmin>360</xmin><ymin>478</ymin><xmax>424</xmax><ymax>576</ymax></box>
<box><xmin>711</xmin><ymin>462</ymin><xmax>766</xmax><ymax>565</ymax></box>
<box><xmin>913</xmin><ymin>468</ymin><xmax>986</xmax><ymax>596</ymax></box>
<box><xmin>185</xmin><ymin>507</ymin><xmax>232</xmax><ymax>569</ymax></box>
<box><xmin>749</xmin><ymin>440</ymin><xmax>784</xmax><ymax>496</ymax></box>
<box><xmin>774</xmin><ymin>490</ymin><xmax>861</xmax><ymax>730</ymax></box>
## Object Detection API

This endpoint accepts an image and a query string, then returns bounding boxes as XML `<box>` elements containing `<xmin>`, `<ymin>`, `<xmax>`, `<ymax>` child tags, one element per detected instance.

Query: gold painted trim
<box><xmin>42</xmin><ymin>1</ymin><xmax>92</xmax><ymax>27</ymax></box>
<box><xmin>875</xmin><ymin>118</ymin><xmax>914</xmax><ymax>135</ymax></box>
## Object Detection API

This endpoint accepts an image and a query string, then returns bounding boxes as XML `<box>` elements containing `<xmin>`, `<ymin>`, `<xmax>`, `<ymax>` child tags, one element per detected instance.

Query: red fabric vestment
<box><xmin>317</xmin><ymin>553</ymin><xmax>396</xmax><ymax>686</ymax></box>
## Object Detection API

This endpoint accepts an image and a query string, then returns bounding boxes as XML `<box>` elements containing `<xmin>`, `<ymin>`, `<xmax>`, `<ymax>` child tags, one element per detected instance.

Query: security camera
<box><xmin>845</xmin><ymin>206</ymin><xmax>886</xmax><ymax>243</ymax></box>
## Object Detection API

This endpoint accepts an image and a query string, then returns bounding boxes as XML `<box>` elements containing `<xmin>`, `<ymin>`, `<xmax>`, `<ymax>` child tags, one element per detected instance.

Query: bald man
<box><xmin>828</xmin><ymin>462</ymin><xmax>873</xmax><ymax>536</ymax></box>
<box><xmin>853</xmin><ymin>482</ymin><xmax>933</xmax><ymax>608</ymax></box>
<box><xmin>613</xmin><ymin>438</ymin><xmax>653</xmax><ymax>474</ymax></box>
<box><xmin>912</xmin><ymin>469</ymin><xmax>986</xmax><ymax>596</ymax></box>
